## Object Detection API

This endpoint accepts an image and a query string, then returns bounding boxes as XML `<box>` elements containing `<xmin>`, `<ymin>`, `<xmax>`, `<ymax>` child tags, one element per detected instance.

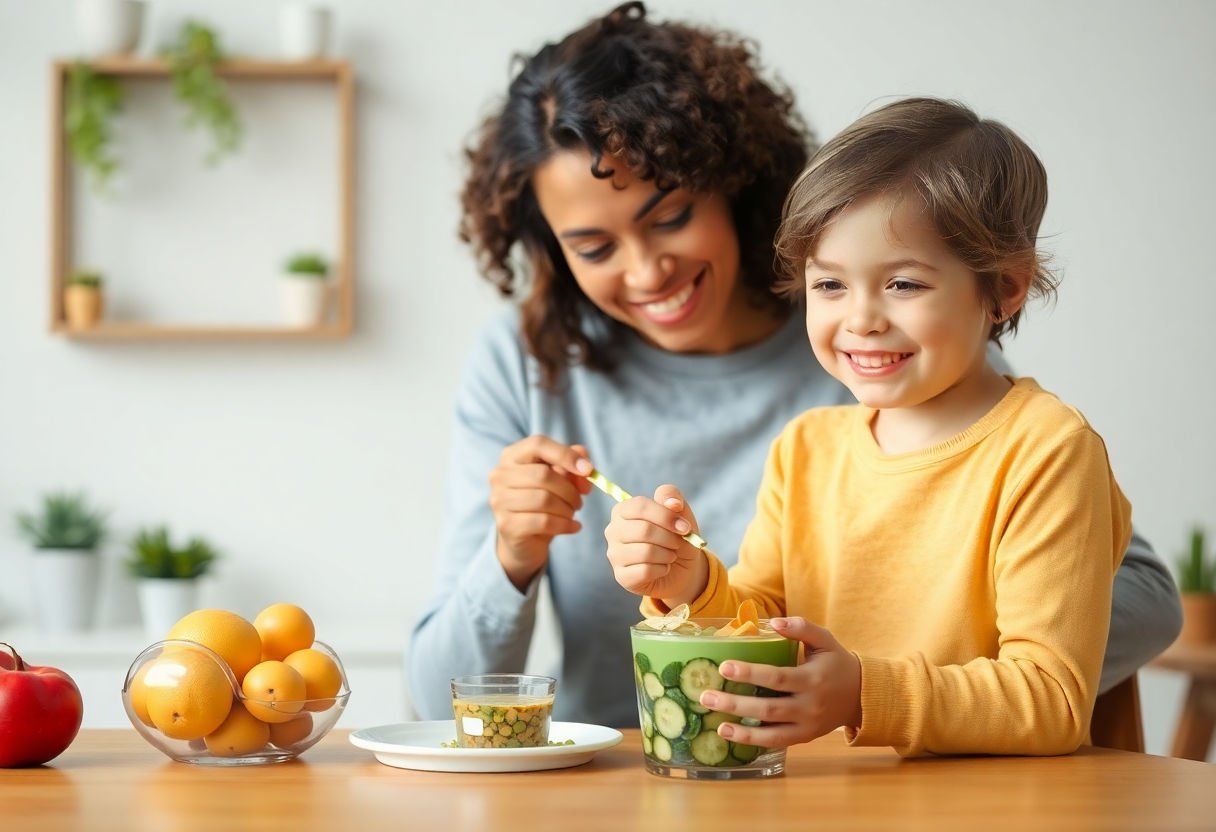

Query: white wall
<box><xmin>1</xmin><ymin>0</ymin><xmax>1212</xmax><ymax>754</ymax></box>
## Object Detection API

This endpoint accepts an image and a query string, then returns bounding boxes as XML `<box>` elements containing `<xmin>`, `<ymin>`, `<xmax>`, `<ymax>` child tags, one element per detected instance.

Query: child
<box><xmin>604</xmin><ymin>97</ymin><xmax>1132</xmax><ymax>757</ymax></box>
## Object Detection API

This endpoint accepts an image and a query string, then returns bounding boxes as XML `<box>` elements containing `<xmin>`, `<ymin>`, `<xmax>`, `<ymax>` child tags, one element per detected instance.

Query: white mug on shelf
<box><xmin>75</xmin><ymin>0</ymin><xmax>146</xmax><ymax>58</ymax></box>
<box><xmin>279</xmin><ymin>3</ymin><xmax>333</xmax><ymax>60</ymax></box>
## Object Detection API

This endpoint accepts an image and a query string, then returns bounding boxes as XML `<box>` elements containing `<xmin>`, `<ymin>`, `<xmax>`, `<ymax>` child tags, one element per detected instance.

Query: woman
<box><xmin>407</xmin><ymin>2</ymin><xmax>1180</xmax><ymax>727</ymax></box>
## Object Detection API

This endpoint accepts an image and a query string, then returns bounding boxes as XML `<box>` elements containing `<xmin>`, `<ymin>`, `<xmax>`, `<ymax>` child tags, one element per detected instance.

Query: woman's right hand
<box><xmin>489</xmin><ymin>435</ymin><xmax>594</xmax><ymax>591</ymax></box>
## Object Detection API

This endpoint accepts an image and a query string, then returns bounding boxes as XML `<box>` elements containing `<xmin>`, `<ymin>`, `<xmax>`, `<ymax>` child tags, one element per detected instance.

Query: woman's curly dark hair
<box><xmin>459</xmin><ymin>1</ymin><xmax>814</xmax><ymax>390</ymax></box>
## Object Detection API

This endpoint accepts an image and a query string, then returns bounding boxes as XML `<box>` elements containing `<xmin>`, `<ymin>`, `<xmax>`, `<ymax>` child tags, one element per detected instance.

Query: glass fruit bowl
<box><xmin>121</xmin><ymin>638</ymin><xmax>351</xmax><ymax>766</ymax></box>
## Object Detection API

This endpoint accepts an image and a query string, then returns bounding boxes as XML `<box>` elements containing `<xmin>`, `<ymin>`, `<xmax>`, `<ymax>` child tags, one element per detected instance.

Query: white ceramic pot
<box><xmin>137</xmin><ymin>579</ymin><xmax>199</xmax><ymax>641</ymax></box>
<box><xmin>30</xmin><ymin>549</ymin><xmax>100</xmax><ymax>633</ymax></box>
<box><xmin>279</xmin><ymin>275</ymin><xmax>330</xmax><ymax>327</ymax></box>
<box><xmin>279</xmin><ymin>3</ymin><xmax>332</xmax><ymax>60</ymax></box>
<box><xmin>75</xmin><ymin>0</ymin><xmax>146</xmax><ymax>58</ymax></box>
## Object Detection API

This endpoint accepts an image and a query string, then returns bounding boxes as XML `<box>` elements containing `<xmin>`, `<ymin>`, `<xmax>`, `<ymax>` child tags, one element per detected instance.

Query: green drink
<box><xmin>630</xmin><ymin>619</ymin><xmax>797</xmax><ymax>779</ymax></box>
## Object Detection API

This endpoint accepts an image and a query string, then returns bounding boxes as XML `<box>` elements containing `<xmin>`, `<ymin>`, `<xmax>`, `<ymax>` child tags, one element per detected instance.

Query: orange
<box><xmin>253</xmin><ymin>603</ymin><xmax>316</xmax><ymax>661</ymax></box>
<box><xmin>204</xmin><ymin>702</ymin><xmax>270</xmax><ymax>757</ymax></box>
<box><xmin>166</xmin><ymin>609</ymin><xmax>263</xmax><ymax>683</ymax></box>
<box><xmin>283</xmin><ymin>648</ymin><xmax>343</xmax><ymax>712</ymax></box>
<box><xmin>241</xmin><ymin>660</ymin><xmax>306</xmax><ymax>723</ymax></box>
<box><xmin>269</xmin><ymin>713</ymin><xmax>314</xmax><ymax>749</ymax></box>
<box><xmin>143</xmin><ymin>650</ymin><xmax>235</xmax><ymax>740</ymax></box>
<box><xmin>128</xmin><ymin>663</ymin><xmax>154</xmax><ymax>727</ymax></box>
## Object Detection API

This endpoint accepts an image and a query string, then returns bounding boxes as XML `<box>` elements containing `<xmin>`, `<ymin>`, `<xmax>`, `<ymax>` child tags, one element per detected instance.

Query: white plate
<box><xmin>349</xmin><ymin>720</ymin><xmax>624</xmax><ymax>773</ymax></box>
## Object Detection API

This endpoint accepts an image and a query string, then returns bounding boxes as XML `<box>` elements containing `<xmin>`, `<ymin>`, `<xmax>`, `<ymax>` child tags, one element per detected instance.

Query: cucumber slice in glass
<box><xmin>723</xmin><ymin>680</ymin><xmax>757</xmax><ymax>696</ymax></box>
<box><xmin>679</xmin><ymin>658</ymin><xmax>724</xmax><ymax>704</ymax></box>
<box><xmin>653</xmin><ymin>696</ymin><xmax>687</xmax><ymax>740</ymax></box>
<box><xmin>642</xmin><ymin>672</ymin><xmax>665</xmax><ymax>700</ymax></box>
<box><xmin>642</xmin><ymin>734</ymin><xmax>653</xmax><ymax>756</ymax></box>
<box><xmin>690</xmin><ymin>729</ymin><xmax>730</xmax><ymax>765</ymax></box>
<box><xmin>660</xmin><ymin>661</ymin><xmax>684</xmax><ymax>688</ymax></box>
<box><xmin>730</xmin><ymin>742</ymin><xmax>762</xmax><ymax>763</ymax></box>
<box><xmin>652</xmin><ymin>734</ymin><xmax>672</xmax><ymax>762</ymax></box>
<box><xmin>641</xmin><ymin>709</ymin><xmax>654</xmax><ymax>739</ymax></box>
<box><xmin>703</xmin><ymin>711</ymin><xmax>742</xmax><ymax>731</ymax></box>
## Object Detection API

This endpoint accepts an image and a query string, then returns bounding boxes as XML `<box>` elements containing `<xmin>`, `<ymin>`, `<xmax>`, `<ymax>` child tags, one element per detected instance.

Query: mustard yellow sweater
<box><xmin>654</xmin><ymin>378</ymin><xmax>1131</xmax><ymax>756</ymax></box>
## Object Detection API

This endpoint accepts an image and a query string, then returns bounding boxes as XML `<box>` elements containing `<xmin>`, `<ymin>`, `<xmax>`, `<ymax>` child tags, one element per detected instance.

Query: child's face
<box><xmin>803</xmin><ymin>192</ymin><xmax>994</xmax><ymax>411</ymax></box>
<box><xmin>532</xmin><ymin>147</ymin><xmax>775</xmax><ymax>354</ymax></box>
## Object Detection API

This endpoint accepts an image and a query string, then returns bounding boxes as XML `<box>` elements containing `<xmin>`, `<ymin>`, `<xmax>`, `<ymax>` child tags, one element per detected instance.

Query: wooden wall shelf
<box><xmin>49</xmin><ymin>58</ymin><xmax>356</xmax><ymax>340</ymax></box>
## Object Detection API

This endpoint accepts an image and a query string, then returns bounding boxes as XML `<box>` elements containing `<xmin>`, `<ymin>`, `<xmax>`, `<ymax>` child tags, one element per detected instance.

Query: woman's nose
<box><xmin>623</xmin><ymin>249</ymin><xmax>677</xmax><ymax>290</ymax></box>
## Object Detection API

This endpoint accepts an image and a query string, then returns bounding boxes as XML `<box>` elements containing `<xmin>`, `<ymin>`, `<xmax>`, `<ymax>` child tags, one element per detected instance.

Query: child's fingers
<box><xmin>652</xmin><ymin>484</ymin><xmax>698</xmax><ymax>536</ymax></box>
<box><xmin>769</xmin><ymin>617</ymin><xmax>837</xmax><ymax>653</ymax></box>
<box><xmin>611</xmin><ymin>497</ymin><xmax>692</xmax><ymax>540</ymax></box>
<box><xmin>711</xmin><ymin>719</ymin><xmax>811</xmax><ymax>750</ymax></box>
<box><xmin>697</xmin><ymin>687</ymin><xmax>800</xmax><ymax>725</ymax></box>
<box><xmin>715</xmin><ymin>659</ymin><xmax>799</xmax><ymax>693</ymax></box>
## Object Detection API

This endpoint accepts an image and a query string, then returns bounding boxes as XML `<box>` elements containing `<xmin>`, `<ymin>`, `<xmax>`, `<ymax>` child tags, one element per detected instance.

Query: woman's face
<box><xmin>532</xmin><ymin>148</ymin><xmax>775</xmax><ymax>354</ymax></box>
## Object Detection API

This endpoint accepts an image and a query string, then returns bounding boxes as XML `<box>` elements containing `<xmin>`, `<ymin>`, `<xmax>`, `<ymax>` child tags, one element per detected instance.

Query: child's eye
<box><xmin>655</xmin><ymin>204</ymin><xmax>693</xmax><ymax>230</ymax></box>
<box><xmin>809</xmin><ymin>278</ymin><xmax>845</xmax><ymax>293</ymax></box>
<box><xmin>574</xmin><ymin>243</ymin><xmax>614</xmax><ymax>263</ymax></box>
<box><xmin>889</xmin><ymin>279</ymin><xmax>924</xmax><ymax>293</ymax></box>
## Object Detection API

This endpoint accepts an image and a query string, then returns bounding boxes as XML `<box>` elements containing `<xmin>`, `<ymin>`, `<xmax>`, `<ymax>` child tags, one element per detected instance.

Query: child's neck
<box><xmin>871</xmin><ymin>365</ymin><xmax>1012</xmax><ymax>455</ymax></box>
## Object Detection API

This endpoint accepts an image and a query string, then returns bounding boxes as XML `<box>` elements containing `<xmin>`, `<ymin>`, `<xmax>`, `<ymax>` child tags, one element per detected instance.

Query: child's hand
<box><xmin>697</xmin><ymin>617</ymin><xmax>862</xmax><ymax>748</ymax></box>
<box><xmin>604</xmin><ymin>484</ymin><xmax>708</xmax><ymax>606</ymax></box>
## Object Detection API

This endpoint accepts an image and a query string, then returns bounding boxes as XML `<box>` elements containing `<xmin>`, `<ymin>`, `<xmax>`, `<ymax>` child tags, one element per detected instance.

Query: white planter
<box><xmin>279</xmin><ymin>275</ymin><xmax>330</xmax><ymax>327</ymax></box>
<box><xmin>31</xmin><ymin>549</ymin><xmax>100</xmax><ymax>633</ymax></box>
<box><xmin>75</xmin><ymin>0</ymin><xmax>146</xmax><ymax>58</ymax></box>
<box><xmin>137</xmin><ymin>579</ymin><xmax>199</xmax><ymax>641</ymax></box>
<box><xmin>279</xmin><ymin>3</ymin><xmax>332</xmax><ymax>60</ymax></box>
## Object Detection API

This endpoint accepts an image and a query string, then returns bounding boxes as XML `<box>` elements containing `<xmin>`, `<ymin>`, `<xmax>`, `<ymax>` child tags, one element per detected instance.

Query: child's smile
<box><xmin>804</xmin><ymin>191</ymin><xmax>1019</xmax><ymax>451</ymax></box>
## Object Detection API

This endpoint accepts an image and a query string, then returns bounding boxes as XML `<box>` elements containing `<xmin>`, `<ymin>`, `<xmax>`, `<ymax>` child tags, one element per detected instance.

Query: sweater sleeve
<box><xmin>1101</xmin><ymin>529</ymin><xmax>1182</xmax><ymax>692</ymax></box>
<box><xmin>850</xmin><ymin>428</ymin><xmax>1131</xmax><ymax>756</ymax></box>
<box><xmin>406</xmin><ymin>317</ymin><xmax>541</xmax><ymax>719</ymax></box>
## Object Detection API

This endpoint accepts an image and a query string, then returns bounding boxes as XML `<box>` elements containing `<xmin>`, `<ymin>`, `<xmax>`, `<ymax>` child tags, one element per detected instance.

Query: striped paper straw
<box><xmin>586</xmin><ymin>468</ymin><xmax>709</xmax><ymax>551</ymax></box>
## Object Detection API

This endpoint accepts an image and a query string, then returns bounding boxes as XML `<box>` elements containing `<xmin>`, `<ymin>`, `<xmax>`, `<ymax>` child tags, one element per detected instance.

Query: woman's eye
<box><xmin>574</xmin><ymin>243</ymin><xmax>614</xmax><ymax>263</ymax></box>
<box><xmin>655</xmin><ymin>204</ymin><xmax>692</xmax><ymax>230</ymax></box>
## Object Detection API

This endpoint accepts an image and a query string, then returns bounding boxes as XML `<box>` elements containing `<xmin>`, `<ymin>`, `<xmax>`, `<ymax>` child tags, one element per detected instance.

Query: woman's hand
<box><xmin>696</xmin><ymin>617</ymin><xmax>862</xmax><ymax>748</ymax></box>
<box><xmin>604</xmin><ymin>484</ymin><xmax>708</xmax><ymax>607</ymax></box>
<box><xmin>489</xmin><ymin>435</ymin><xmax>593</xmax><ymax>591</ymax></box>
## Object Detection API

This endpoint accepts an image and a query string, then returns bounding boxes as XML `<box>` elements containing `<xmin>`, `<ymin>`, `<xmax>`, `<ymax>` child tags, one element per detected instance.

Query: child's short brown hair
<box><xmin>775</xmin><ymin>97</ymin><xmax>1057</xmax><ymax>344</ymax></box>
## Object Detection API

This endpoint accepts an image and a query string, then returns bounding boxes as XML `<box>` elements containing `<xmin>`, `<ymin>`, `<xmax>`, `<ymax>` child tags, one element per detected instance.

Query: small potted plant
<box><xmin>15</xmin><ymin>492</ymin><xmax>109</xmax><ymax>633</ymax></box>
<box><xmin>280</xmin><ymin>251</ymin><xmax>330</xmax><ymax>327</ymax></box>
<box><xmin>1177</xmin><ymin>526</ymin><xmax>1216</xmax><ymax>646</ymax></box>
<box><xmin>64</xmin><ymin>269</ymin><xmax>105</xmax><ymax>328</ymax></box>
<box><xmin>126</xmin><ymin>526</ymin><xmax>219</xmax><ymax>639</ymax></box>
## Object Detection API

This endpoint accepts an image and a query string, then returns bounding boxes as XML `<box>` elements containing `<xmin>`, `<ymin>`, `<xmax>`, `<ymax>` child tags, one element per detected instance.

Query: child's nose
<box><xmin>846</xmin><ymin>294</ymin><xmax>888</xmax><ymax>334</ymax></box>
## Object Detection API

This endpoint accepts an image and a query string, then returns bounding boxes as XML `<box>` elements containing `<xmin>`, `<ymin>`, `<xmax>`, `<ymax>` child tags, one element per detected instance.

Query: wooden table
<box><xmin>1152</xmin><ymin>643</ymin><xmax>1216</xmax><ymax>761</ymax></box>
<box><xmin>3</xmin><ymin>729</ymin><xmax>1212</xmax><ymax>831</ymax></box>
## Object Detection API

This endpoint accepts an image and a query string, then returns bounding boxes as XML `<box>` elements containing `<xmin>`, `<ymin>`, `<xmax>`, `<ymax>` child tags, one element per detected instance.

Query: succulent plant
<box><xmin>16</xmin><ymin>492</ymin><xmax>108</xmax><ymax>550</ymax></box>
<box><xmin>1178</xmin><ymin>527</ymin><xmax>1215</xmax><ymax>594</ymax></box>
<box><xmin>284</xmin><ymin>252</ymin><xmax>329</xmax><ymax>277</ymax></box>
<box><xmin>127</xmin><ymin>526</ymin><xmax>219</xmax><ymax>579</ymax></box>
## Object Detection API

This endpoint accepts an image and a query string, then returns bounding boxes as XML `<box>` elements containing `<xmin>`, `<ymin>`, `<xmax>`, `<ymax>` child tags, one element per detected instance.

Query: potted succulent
<box><xmin>15</xmin><ymin>492</ymin><xmax>109</xmax><ymax>633</ymax></box>
<box><xmin>126</xmin><ymin>526</ymin><xmax>219</xmax><ymax>640</ymax></box>
<box><xmin>1177</xmin><ymin>526</ymin><xmax>1216</xmax><ymax>646</ymax></box>
<box><xmin>64</xmin><ymin>269</ymin><xmax>105</xmax><ymax>328</ymax></box>
<box><xmin>280</xmin><ymin>252</ymin><xmax>330</xmax><ymax>327</ymax></box>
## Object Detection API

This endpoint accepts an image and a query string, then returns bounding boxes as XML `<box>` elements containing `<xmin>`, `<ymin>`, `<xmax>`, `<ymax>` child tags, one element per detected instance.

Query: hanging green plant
<box><xmin>161</xmin><ymin>20</ymin><xmax>242</xmax><ymax>164</ymax></box>
<box><xmin>64</xmin><ymin>61</ymin><xmax>124</xmax><ymax>190</ymax></box>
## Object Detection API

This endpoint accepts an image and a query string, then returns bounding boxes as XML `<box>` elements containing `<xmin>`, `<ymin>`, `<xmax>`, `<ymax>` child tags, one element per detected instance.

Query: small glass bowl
<box><xmin>450</xmin><ymin>674</ymin><xmax>556</xmax><ymax>748</ymax></box>
<box><xmin>122</xmin><ymin>638</ymin><xmax>351</xmax><ymax>766</ymax></box>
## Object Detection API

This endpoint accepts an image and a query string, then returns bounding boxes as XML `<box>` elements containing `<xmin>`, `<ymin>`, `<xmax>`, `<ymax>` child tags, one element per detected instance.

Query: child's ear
<box><xmin>991</xmin><ymin>268</ymin><xmax>1033</xmax><ymax>323</ymax></box>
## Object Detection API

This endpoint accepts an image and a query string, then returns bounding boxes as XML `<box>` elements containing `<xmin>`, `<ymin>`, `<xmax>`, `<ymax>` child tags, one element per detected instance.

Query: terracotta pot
<box><xmin>64</xmin><ymin>285</ymin><xmax>104</xmax><ymax>328</ymax></box>
<box><xmin>1178</xmin><ymin>592</ymin><xmax>1216</xmax><ymax>647</ymax></box>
